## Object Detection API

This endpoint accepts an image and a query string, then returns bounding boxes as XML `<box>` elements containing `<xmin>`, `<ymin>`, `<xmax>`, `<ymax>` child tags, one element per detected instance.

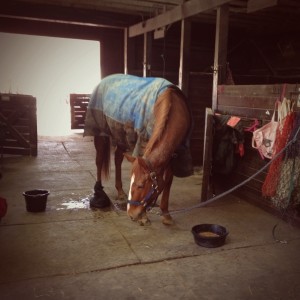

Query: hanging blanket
<box><xmin>84</xmin><ymin>74</ymin><xmax>174</xmax><ymax>156</ymax></box>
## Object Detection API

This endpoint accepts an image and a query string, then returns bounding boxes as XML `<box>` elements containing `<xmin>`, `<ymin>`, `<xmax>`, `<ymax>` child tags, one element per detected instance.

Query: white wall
<box><xmin>0</xmin><ymin>33</ymin><xmax>100</xmax><ymax>136</ymax></box>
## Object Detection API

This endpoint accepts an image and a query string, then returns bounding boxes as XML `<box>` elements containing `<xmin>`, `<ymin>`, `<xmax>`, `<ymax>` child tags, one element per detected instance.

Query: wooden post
<box><xmin>143</xmin><ymin>32</ymin><xmax>152</xmax><ymax>77</ymax></box>
<box><xmin>29</xmin><ymin>97</ymin><xmax>37</xmax><ymax>156</ymax></box>
<box><xmin>201</xmin><ymin>108</ymin><xmax>214</xmax><ymax>201</ymax></box>
<box><xmin>178</xmin><ymin>18</ymin><xmax>191</xmax><ymax>96</ymax></box>
<box><xmin>124</xmin><ymin>28</ymin><xmax>128</xmax><ymax>74</ymax></box>
<box><xmin>212</xmin><ymin>5</ymin><xmax>229</xmax><ymax>111</ymax></box>
<box><xmin>124</xmin><ymin>28</ymin><xmax>136</xmax><ymax>75</ymax></box>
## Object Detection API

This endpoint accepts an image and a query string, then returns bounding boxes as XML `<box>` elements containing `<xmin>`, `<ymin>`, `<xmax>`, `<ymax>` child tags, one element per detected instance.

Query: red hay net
<box><xmin>262</xmin><ymin>112</ymin><xmax>296</xmax><ymax>197</ymax></box>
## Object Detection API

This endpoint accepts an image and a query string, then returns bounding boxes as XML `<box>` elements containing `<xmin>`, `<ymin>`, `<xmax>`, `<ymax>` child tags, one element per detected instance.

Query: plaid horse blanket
<box><xmin>84</xmin><ymin>74</ymin><xmax>174</xmax><ymax>156</ymax></box>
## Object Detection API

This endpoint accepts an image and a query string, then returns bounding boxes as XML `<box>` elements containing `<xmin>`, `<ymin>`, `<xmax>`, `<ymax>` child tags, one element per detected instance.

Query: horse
<box><xmin>84</xmin><ymin>74</ymin><xmax>192</xmax><ymax>225</ymax></box>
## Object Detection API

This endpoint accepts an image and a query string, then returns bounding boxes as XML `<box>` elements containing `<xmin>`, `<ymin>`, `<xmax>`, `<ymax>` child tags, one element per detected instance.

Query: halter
<box><xmin>127</xmin><ymin>170</ymin><xmax>160</xmax><ymax>210</ymax></box>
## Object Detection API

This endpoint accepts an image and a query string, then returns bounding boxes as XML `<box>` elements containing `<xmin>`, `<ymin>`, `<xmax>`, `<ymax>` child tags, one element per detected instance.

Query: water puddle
<box><xmin>55</xmin><ymin>193</ymin><xmax>128</xmax><ymax>215</ymax></box>
<box><xmin>56</xmin><ymin>193</ymin><xmax>91</xmax><ymax>210</ymax></box>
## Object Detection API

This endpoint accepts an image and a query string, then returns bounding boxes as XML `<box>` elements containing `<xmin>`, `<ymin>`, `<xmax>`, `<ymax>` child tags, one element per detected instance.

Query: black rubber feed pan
<box><xmin>192</xmin><ymin>224</ymin><xmax>229</xmax><ymax>248</ymax></box>
<box><xmin>23</xmin><ymin>189</ymin><xmax>50</xmax><ymax>212</ymax></box>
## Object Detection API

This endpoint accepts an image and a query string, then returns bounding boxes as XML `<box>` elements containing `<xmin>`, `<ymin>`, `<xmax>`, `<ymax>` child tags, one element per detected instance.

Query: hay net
<box><xmin>262</xmin><ymin>105</ymin><xmax>300</xmax><ymax>210</ymax></box>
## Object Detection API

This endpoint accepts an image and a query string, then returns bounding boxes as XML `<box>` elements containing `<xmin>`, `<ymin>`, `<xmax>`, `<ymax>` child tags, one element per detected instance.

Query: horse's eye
<box><xmin>134</xmin><ymin>182</ymin><xmax>144</xmax><ymax>189</ymax></box>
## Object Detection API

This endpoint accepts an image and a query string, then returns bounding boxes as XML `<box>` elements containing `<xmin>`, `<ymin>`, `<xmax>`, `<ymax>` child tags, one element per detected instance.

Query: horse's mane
<box><xmin>144</xmin><ymin>88</ymin><xmax>172</xmax><ymax>156</ymax></box>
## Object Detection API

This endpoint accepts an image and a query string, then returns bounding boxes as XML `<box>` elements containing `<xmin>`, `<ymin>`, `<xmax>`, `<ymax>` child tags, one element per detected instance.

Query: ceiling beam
<box><xmin>247</xmin><ymin>0</ymin><xmax>278</xmax><ymax>13</ymax></box>
<box><xmin>0</xmin><ymin>2</ymin><xmax>131</xmax><ymax>29</ymax></box>
<box><xmin>128</xmin><ymin>0</ymin><xmax>233</xmax><ymax>37</ymax></box>
<box><xmin>0</xmin><ymin>14</ymin><xmax>125</xmax><ymax>29</ymax></box>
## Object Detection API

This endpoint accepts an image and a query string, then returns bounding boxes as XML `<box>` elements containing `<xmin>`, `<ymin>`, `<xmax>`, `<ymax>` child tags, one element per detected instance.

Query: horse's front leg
<box><xmin>90</xmin><ymin>136</ymin><xmax>111</xmax><ymax>209</ymax></box>
<box><xmin>160</xmin><ymin>166</ymin><xmax>174</xmax><ymax>225</ymax></box>
<box><xmin>114</xmin><ymin>146</ymin><xmax>127</xmax><ymax>201</ymax></box>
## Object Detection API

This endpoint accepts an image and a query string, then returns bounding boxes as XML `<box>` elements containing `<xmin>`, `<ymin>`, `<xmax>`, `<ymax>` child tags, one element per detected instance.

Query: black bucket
<box><xmin>23</xmin><ymin>189</ymin><xmax>49</xmax><ymax>212</ymax></box>
<box><xmin>191</xmin><ymin>224</ymin><xmax>229</xmax><ymax>248</ymax></box>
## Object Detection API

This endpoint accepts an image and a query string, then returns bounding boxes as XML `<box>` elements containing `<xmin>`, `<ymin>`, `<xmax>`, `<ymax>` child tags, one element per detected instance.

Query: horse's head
<box><xmin>124</xmin><ymin>154</ymin><xmax>163</xmax><ymax>225</ymax></box>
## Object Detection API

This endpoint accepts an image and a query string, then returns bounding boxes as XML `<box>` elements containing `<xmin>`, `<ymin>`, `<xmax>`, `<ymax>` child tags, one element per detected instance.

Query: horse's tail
<box><xmin>95</xmin><ymin>135</ymin><xmax>111</xmax><ymax>180</ymax></box>
<box><xmin>102</xmin><ymin>136</ymin><xmax>111</xmax><ymax>179</ymax></box>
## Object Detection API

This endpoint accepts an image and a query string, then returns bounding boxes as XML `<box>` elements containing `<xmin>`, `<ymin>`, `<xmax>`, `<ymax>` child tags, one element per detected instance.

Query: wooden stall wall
<box><xmin>126</xmin><ymin>25</ymin><xmax>181</xmax><ymax>83</ymax></box>
<box><xmin>215</xmin><ymin>84</ymin><xmax>300</xmax><ymax>224</ymax></box>
<box><xmin>188</xmin><ymin>75</ymin><xmax>213</xmax><ymax>166</ymax></box>
<box><xmin>0</xmin><ymin>93</ymin><xmax>37</xmax><ymax>156</ymax></box>
<box><xmin>188</xmin><ymin>23</ymin><xmax>215</xmax><ymax>166</ymax></box>
<box><xmin>228</xmin><ymin>31</ymin><xmax>300</xmax><ymax>85</ymax></box>
<box><xmin>70</xmin><ymin>94</ymin><xmax>90</xmax><ymax>130</ymax></box>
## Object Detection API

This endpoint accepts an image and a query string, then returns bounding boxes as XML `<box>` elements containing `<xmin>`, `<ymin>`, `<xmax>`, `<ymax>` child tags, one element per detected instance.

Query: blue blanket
<box><xmin>88</xmin><ymin>74</ymin><xmax>172</xmax><ymax>131</ymax></box>
<box><xmin>84</xmin><ymin>74</ymin><xmax>174</xmax><ymax>156</ymax></box>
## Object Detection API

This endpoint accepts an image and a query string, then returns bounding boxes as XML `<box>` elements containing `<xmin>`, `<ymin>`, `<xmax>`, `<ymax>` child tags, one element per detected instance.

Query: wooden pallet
<box><xmin>0</xmin><ymin>94</ymin><xmax>37</xmax><ymax>156</ymax></box>
<box><xmin>70</xmin><ymin>94</ymin><xmax>90</xmax><ymax>130</ymax></box>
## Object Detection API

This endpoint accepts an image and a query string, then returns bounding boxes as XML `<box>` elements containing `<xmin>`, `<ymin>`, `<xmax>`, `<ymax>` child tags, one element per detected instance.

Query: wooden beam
<box><xmin>129</xmin><ymin>0</ymin><xmax>233</xmax><ymax>37</ymax></box>
<box><xmin>143</xmin><ymin>32</ymin><xmax>152</xmax><ymax>77</ymax></box>
<box><xmin>247</xmin><ymin>0</ymin><xmax>278</xmax><ymax>13</ymax></box>
<box><xmin>0</xmin><ymin>13</ymin><xmax>125</xmax><ymax>29</ymax></box>
<box><xmin>212</xmin><ymin>5</ymin><xmax>229</xmax><ymax>111</ymax></box>
<box><xmin>124</xmin><ymin>28</ymin><xmax>128</xmax><ymax>74</ymax></box>
<box><xmin>201</xmin><ymin>108</ymin><xmax>214</xmax><ymax>201</ymax></box>
<box><xmin>154</xmin><ymin>5</ymin><xmax>166</xmax><ymax>40</ymax></box>
<box><xmin>124</xmin><ymin>28</ymin><xmax>136</xmax><ymax>75</ymax></box>
<box><xmin>178</xmin><ymin>18</ymin><xmax>191</xmax><ymax>96</ymax></box>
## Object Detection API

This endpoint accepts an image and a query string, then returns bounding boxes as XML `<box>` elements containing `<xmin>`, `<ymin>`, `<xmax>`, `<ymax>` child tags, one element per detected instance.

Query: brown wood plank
<box><xmin>188</xmin><ymin>73</ymin><xmax>213</xmax><ymax>166</ymax></box>
<box><xmin>215</xmin><ymin>83</ymin><xmax>300</xmax><ymax>225</ymax></box>
<box><xmin>201</xmin><ymin>108</ymin><xmax>214</xmax><ymax>201</ymax></box>
<box><xmin>70</xmin><ymin>93</ymin><xmax>90</xmax><ymax>130</ymax></box>
<box><xmin>129</xmin><ymin>0</ymin><xmax>232</xmax><ymax>37</ymax></box>
<box><xmin>2</xmin><ymin>147</ymin><xmax>31</xmax><ymax>156</ymax></box>
<box><xmin>212</xmin><ymin>5</ymin><xmax>229</xmax><ymax>110</ymax></box>
<box><xmin>0</xmin><ymin>112</ymin><xmax>30</xmax><ymax>148</ymax></box>
<box><xmin>218</xmin><ymin>95</ymin><xmax>278</xmax><ymax>108</ymax></box>
<box><xmin>178</xmin><ymin>18</ymin><xmax>191</xmax><ymax>96</ymax></box>
<box><xmin>0</xmin><ymin>93</ymin><xmax>37</xmax><ymax>156</ymax></box>
<box><xmin>216</xmin><ymin>105</ymin><xmax>273</xmax><ymax>120</ymax></box>
<box><xmin>247</xmin><ymin>0</ymin><xmax>278</xmax><ymax>13</ymax></box>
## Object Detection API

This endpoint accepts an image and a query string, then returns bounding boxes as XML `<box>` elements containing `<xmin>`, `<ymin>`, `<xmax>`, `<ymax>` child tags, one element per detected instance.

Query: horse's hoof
<box><xmin>90</xmin><ymin>182</ymin><xmax>111</xmax><ymax>209</ymax></box>
<box><xmin>90</xmin><ymin>196</ymin><xmax>110</xmax><ymax>209</ymax></box>
<box><xmin>161</xmin><ymin>215</ymin><xmax>174</xmax><ymax>225</ymax></box>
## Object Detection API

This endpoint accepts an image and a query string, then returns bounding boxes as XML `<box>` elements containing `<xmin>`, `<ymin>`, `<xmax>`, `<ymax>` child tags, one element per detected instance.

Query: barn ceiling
<box><xmin>0</xmin><ymin>0</ymin><xmax>300</xmax><ymax>37</ymax></box>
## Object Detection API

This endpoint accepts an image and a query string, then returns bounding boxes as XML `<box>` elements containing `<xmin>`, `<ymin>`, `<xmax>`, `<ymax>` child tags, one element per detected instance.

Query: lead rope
<box><xmin>152</xmin><ymin>126</ymin><xmax>300</xmax><ymax>221</ymax></box>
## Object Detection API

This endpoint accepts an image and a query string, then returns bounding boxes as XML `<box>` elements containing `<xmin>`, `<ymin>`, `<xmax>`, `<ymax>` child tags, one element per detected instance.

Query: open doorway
<box><xmin>0</xmin><ymin>33</ymin><xmax>100</xmax><ymax>136</ymax></box>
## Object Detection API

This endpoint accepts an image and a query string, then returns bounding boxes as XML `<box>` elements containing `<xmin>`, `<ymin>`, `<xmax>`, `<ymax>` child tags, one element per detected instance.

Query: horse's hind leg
<box><xmin>115</xmin><ymin>145</ymin><xmax>127</xmax><ymax>201</ymax></box>
<box><xmin>90</xmin><ymin>136</ymin><xmax>111</xmax><ymax>209</ymax></box>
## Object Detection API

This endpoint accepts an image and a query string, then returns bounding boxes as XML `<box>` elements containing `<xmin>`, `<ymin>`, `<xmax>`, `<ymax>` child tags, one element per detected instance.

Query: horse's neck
<box><xmin>144</xmin><ymin>88</ymin><xmax>190</xmax><ymax>172</ymax></box>
<box><xmin>144</xmin><ymin>135</ymin><xmax>178</xmax><ymax>172</ymax></box>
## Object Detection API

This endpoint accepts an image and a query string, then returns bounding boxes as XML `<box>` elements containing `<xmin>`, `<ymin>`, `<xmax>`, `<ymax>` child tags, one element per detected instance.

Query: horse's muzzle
<box><xmin>130</xmin><ymin>214</ymin><xmax>151</xmax><ymax>226</ymax></box>
<box><xmin>127</xmin><ymin>206</ymin><xmax>150</xmax><ymax>225</ymax></box>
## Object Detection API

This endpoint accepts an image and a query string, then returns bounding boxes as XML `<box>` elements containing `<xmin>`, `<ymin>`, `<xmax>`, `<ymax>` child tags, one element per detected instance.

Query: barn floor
<box><xmin>0</xmin><ymin>133</ymin><xmax>300</xmax><ymax>300</ymax></box>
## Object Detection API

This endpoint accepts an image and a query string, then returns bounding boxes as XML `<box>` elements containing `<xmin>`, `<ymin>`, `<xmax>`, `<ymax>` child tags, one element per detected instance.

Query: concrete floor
<box><xmin>0</xmin><ymin>133</ymin><xmax>300</xmax><ymax>300</ymax></box>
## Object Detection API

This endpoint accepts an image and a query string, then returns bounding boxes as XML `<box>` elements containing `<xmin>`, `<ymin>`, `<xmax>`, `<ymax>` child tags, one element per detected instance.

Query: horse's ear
<box><xmin>123</xmin><ymin>153</ymin><xmax>136</xmax><ymax>163</ymax></box>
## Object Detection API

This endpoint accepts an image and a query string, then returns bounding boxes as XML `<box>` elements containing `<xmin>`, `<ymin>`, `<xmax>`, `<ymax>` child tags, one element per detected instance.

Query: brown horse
<box><xmin>84</xmin><ymin>74</ymin><xmax>192</xmax><ymax>225</ymax></box>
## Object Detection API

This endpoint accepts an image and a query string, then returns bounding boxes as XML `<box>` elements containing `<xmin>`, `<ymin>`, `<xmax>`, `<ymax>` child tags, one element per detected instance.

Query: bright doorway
<box><xmin>0</xmin><ymin>33</ymin><xmax>100</xmax><ymax>136</ymax></box>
